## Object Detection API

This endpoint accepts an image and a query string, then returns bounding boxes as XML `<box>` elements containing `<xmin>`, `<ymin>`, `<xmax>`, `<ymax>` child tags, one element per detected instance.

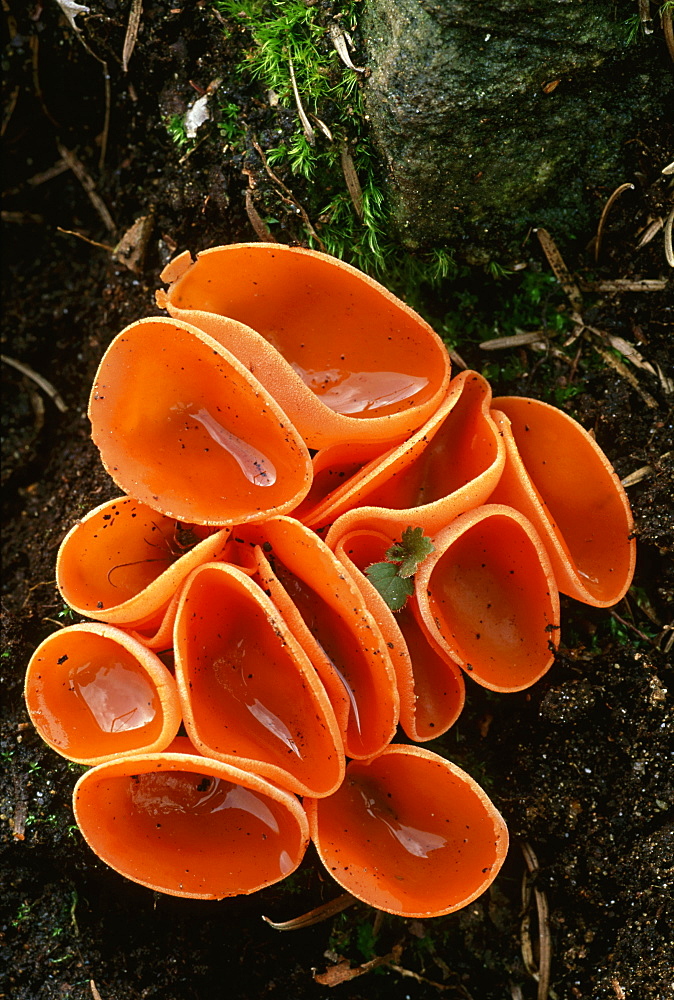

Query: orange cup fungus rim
<box><xmin>305</xmin><ymin>743</ymin><xmax>509</xmax><ymax>919</ymax></box>
<box><xmin>73</xmin><ymin>747</ymin><xmax>310</xmax><ymax>899</ymax></box>
<box><xmin>24</xmin><ymin>622</ymin><xmax>182</xmax><ymax>766</ymax></box>
<box><xmin>157</xmin><ymin>242</ymin><xmax>452</xmax><ymax>450</ymax></box>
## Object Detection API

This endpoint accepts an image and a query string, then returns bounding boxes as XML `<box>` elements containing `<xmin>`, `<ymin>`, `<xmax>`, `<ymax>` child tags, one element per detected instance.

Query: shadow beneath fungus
<box><xmin>1</xmin><ymin>3</ymin><xmax>673</xmax><ymax>1000</ymax></box>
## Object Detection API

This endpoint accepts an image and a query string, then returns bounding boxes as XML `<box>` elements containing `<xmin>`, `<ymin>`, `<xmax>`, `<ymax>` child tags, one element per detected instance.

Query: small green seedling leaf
<box><xmin>387</xmin><ymin>526</ymin><xmax>435</xmax><ymax>578</ymax></box>
<box><xmin>364</xmin><ymin>561</ymin><xmax>414</xmax><ymax>612</ymax></box>
<box><xmin>364</xmin><ymin>526</ymin><xmax>435</xmax><ymax>611</ymax></box>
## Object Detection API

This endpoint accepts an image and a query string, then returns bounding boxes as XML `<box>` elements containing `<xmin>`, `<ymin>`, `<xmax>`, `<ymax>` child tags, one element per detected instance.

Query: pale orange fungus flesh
<box><xmin>489</xmin><ymin>398</ymin><xmax>636</xmax><ymax>607</ymax></box>
<box><xmin>331</xmin><ymin>526</ymin><xmax>465</xmax><ymax>742</ymax></box>
<box><xmin>24</xmin><ymin>624</ymin><xmax>181</xmax><ymax>765</ymax></box>
<box><xmin>415</xmin><ymin>505</ymin><xmax>560</xmax><ymax>692</ymax></box>
<box><xmin>73</xmin><ymin>745</ymin><xmax>310</xmax><ymax>899</ymax></box>
<box><xmin>88</xmin><ymin>317</ymin><xmax>312</xmax><ymax>526</ymax></box>
<box><xmin>173</xmin><ymin>561</ymin><xmax>345</xmax><ymax>798</ymax></box>
<box><xmin>227</xmin><ymin>516</ymin><xmax>399</xmax><ymax>760</ymax></box>
<box><xmin>306</xmin><ymin>744</ymin><xmax>508</xmax><ymax>918</ymax></box>
<box><xmin>315</xmin><ymin>370</ymin><xmax>505</xmax><ymax>537</ymax></box>
<box><xmin>56</xmin><ymin>495</ymin><xmax>230</xmax><ymax>631</ymax></box>
<box><xmin>156</xmin><ymin>243</ymin><xmax>451</xmax><ymax>449</ymax></box>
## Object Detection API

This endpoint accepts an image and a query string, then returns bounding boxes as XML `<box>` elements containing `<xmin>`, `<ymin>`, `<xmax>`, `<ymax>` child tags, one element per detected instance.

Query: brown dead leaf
<box><xmin>113</xmin><ymin>212</ymin><xmax>153</xmax><ymax>272</ymax></box>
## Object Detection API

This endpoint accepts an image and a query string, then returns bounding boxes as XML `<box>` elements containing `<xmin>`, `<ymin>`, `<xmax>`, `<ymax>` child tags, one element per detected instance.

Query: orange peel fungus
<box><xmin>25</xmin><ymin>623</ymin><xmax>181</xmax><ymax>765</ymax></box>
<box><xmin>156</xmin><ymin>243</ymin><xmax>451</xmax><ymax>449</ymax></box>
<box><xmin>73</xmin><ymin>739</ymin><xmax>310</xmax><ymax>899</ymax></box>
<box><xmin>306</xmin><ymin>745</ymin><xmax>508</xmax><ymax>918</ymax></box>
<box><xmin>26</xmin><ymin>243</ymin><xmax>635</xmax><ymax>917</ymax></box>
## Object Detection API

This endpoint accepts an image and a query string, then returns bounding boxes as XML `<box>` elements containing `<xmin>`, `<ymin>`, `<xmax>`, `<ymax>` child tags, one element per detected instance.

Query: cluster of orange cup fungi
<box><xmin>25</xmin><ymin>244</ymin><xmax>635</xmax><ymax>916</ymax></box>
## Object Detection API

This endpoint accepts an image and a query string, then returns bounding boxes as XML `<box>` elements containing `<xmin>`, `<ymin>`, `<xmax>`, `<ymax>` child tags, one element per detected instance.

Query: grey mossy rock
<box><xmin>361</xmin><ymin>0</ymin><xmax>673</xmax><ymax>264</ymax></box>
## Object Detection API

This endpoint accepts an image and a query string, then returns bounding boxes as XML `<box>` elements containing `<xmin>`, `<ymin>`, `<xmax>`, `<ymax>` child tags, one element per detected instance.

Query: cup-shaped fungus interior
<box><xmin>56</xmin><ymin>495</ymin><xmax>230</xmax><ymax>626</ymax></box>
<box><xmin>73</xmin><ymin>753</ymin><xmax>309</xmax><ymax>898</ymax></box>
<box><xmin>310</xmin><ymin>370</ymin><xmax>504</xmax><ymax>535</ymax></box>
<box><xmin>364</xmin><ymin>371</ymin><xmax>502</xmax><ymax>509</ymax></box>
<box><xmin>174</xmin><ymin>562</ymin><xmax>344</xmax><ymax>798</ymax></box>
<box><xmin>25</xmin><ymin>625</ymin><xmax>181</xmax><ymax>764</ymax></box>
<box><xmin>307</xmin><ymin>745</ymin><xmax>508</xmax><ymax>918</ymax></box>
<box><xmin>160</xmin><ymin>244</ymin><xmax>450</xmax><ymax>440</ymax></box>
<box><xmin>233</xmin><ymin>516</ymin><xmax>399</xmax><ymax>760</ymax></box>
<box><xmin>89</xmin><ymin>317</ymin><xmax>311</xmax><ymax>525</ymax></box>
<box><xmin>490</xmin><ymin>396</ymin><xmax>635</xmax><ymax>606</ymax></box>
<box><xmin>332</xmin><ymin>528</ymin><xmax>465</xmax><ymax>742</ymax></box>
<box><xmin>415</xmin><ymin>506</ymin><xmax>559</xmax><ymax>692</ymax></box>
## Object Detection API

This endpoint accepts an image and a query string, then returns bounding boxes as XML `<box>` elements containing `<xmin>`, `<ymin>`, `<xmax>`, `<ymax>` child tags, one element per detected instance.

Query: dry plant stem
<box><xmin>638</xmin><ymin>0</ymin><xmax>653</xmax><ymax>32</ymax></box>
<box><xmin>89</xmin><ymin>981</ymin><xmax>104</xmax><ymax>1000</ymax></box>
<box><xmin>593</xmin><ymin>182</ymin><xmax>634</xmax><ymax>262</ymax></box>
<box><xmin>480</xmin><ymin>332</ymin><xmax>547</xmax><ymax>350</ymax></box>
<box><xmin>1</xmin><ymin>210</ymin><xmax>43</xmax><ymax>224</ymax></box>
<box><xmin>635</xmin><ymin>218</ymin><xmax>664</xmax><ymax>250</ymax></box>
<box><xmin>385</xmin><ymin>958</ymin><xmax>449</xmax><ymax>992</ymax></box>
<box><xmin>581</xmin><ymin>278</ymin><xmax>668</xmax><ymax>291</ymax></box>
<box><xmin>56</xmin><ymin>142</ymin><xmax>115</xmax><ymax>233</ymax></box>
<box><xmin>448</xmin><ymin>346</ymin><xmax>469</xmax><ymax>369</ymax></box>
<box><xmin>1</xmin><ymin>84</ymin><xmax>19</xmax><ymax>136</ymax></box>
<box><xmin>27</xmin><ymin>159</ymin><xmax>70</xmax><ymax>187</ymax></box>
<box><xmin>328</xmin><ymin>22</ymin><xmax>365</xmax><ymax>72</ymax></box>
<box><xmin>250</xmin><ymin>137</ymin><xmax>326</xmax><ymax>250</ymax></box>
<box><xmin>521</xmin><ymin>842</ymin><xmax>551</xmax><ymax>1000</ymax></box>
<box><xmin>621</xmin><ymin>464</ymin><xmax>653</xmax><ymax>487</ymax></box>
<box><xmin>1</xmin><ymin>355</ymin><xmax>68</xmax><ymax>412</ymax></box>
<box><xmin>29</xmin><ymin>35</ymin><xmax>59</xmax><ymax>127</ymax></box>
<box><xmin>288</xmin><ymin>54</ymin><xmax>315</xmax><ymax>144</ymax></box>
<box><xmin>662</xmin><ymin>6</ymin><xmax>674</xmax><ymax>63</ymax></box>
<box><xmin>310</xmin><ymin>113</ymin><xmax>333</xmax><ymax>141</ymax></box>
<box><xmin>664</xmin><ymin>207</ymin><xmax>674</xmax><ymax>268</ymax></box>
<box><xmin>122</xmin><ymin>0</ymin><xmax>143</xmax><ymax>73</ymax></box>
<box><xmin>609</xmin><ymin>610</ymin><xmax>657</xmax><ymax>647</ymax></box>
<box><xmin>535</xmin><ymin>228</ymin><xmax>583</xmax><ymax>312</ymax></box>
<box><xmin>340</xmin><ymin>145</ymin><xmax>364</xmax><ymax>218</ymax></box>
<box><xmin>585</xmin><ymin>333</ymin><xmax>659</xmax><ymax>409</ymax></box>
<box><xmin>57</xmin><ymin>227</ymin><xmax>116</xmax><ymax>252</ymax></box>
<box><xmin>262</xmin><ymin>892</ymin><xmax>357</xmax><ymax>930</ymax></box>
<box><xmin>244</xmin><ymin>187</ymin><xmax>276</xmax><ymax>242</ymax></box>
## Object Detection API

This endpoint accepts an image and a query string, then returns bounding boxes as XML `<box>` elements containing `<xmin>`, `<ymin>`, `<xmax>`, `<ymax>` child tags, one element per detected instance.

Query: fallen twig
<box><xmin>57</xmin><ymin>226</ymin><xmax>115</xmax><ymax>251</ymax></box>
<box><xmin>579</xmin><ymin>278</ymin><xmax>668</xmax><ymax>292</ymax></box>
<box><xmin>521</xmin><ymin>842</ymin><xmax>551</xmax><ymax>1000</ymax></box>
<box><xmin>585</xmin><ymin>334</ymin><xmax>659</xmax><ymax>409</ymax></box>
<box><xmin>244</xmin><ymin>187</ymin><xmax>276</xmax><ymax>242</ymax></box>
<box><xmin>1</xmin><ymin>84</ymin><xmax>19</xmax><ymax>137</ymax></box>
<box><xmin>89</xmin><ymin>980</ymin><xmax>104</xmax><ymax>1000</ymax></box>
<box><xmin>535</xmin><ymin>228</ymin><xmax>583</xmax><ymax>313</ymax></box>
<box><xmin>1</xmin><ymin>210</ymin><xmax>44</xmax><ymax>224</ymax></box>
<box><xmin>288</xmin><ymin>54</ymin><xmax>315</xmax><ymax>145</ymax></box>
<box><xmin>56</xmin><ymin>141</ymin><xmax>115</xmax><ymax>233</ymax></box>
<box><xmin>664</xmin><ymin>207</ymin><xmax>673</xmax><ymax>268</ymax></box>
<box><xmin>662</xmin><ymin>4</ymin><xmax>674</xmax><ymax>63</ymax></box>
<box><xmin>635</xmin><ymin>218</ymin><xmax>664</xmax><ymax>250</ymax></box>
<box><xmin>340</xmin><ymin>145</ymin><xmax>363</xmax><ymax>219</ymax></box>
<box><xmin>122</xmin><ymin>0</ymin><xmax>143</xmax><ymax>73</ymax></box>
<box><xmin>621</xmin><ymin>464</ymin><xmax>653</xmax><ymax>488</ymax></box>
<box><xmin>593</xmin><ymin>182</ymin><xmax>634</xmax><ymax>262</ymax></box>
<box><xmin>480</xmin><ymin>331</ymin><xmax>547</xmax><ymax>351</ymax></box>
<box><xmin>609</xmin><ymin>610</ymin><xmax>657</xmax><ymax>647</ymax></box>
<box><xmin>1</xmin><ymin>354</ymin><xmax>68</xmax><ymax>412</ymax></box>
<box><xmin>250</xmin><ymin>137</ymin><xmax>326</xmax><ymax>250</ymax></box>
<box><xmin>328</xmin><ymin>22</ymin><xmax>365</xmax><ymax>73</ymax></box>
<box><xmin>263</xmin><ymin>892</ymin><xmax>356</xmax><ymax>930</ymax></box>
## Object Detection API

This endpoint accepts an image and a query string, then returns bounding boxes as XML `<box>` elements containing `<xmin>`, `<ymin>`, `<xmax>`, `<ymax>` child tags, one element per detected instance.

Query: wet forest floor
<box><xmin>2</xmin><ymin>4</ymin><xmax>673</xmax><ymax>1000</ymax></box>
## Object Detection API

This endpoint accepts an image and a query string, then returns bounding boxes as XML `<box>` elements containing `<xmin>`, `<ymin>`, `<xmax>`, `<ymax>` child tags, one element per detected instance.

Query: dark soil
<box><xmin>2</xmin><ymin>5</ymin><xmax>673</xmax><ymax>1000</ymax></box>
